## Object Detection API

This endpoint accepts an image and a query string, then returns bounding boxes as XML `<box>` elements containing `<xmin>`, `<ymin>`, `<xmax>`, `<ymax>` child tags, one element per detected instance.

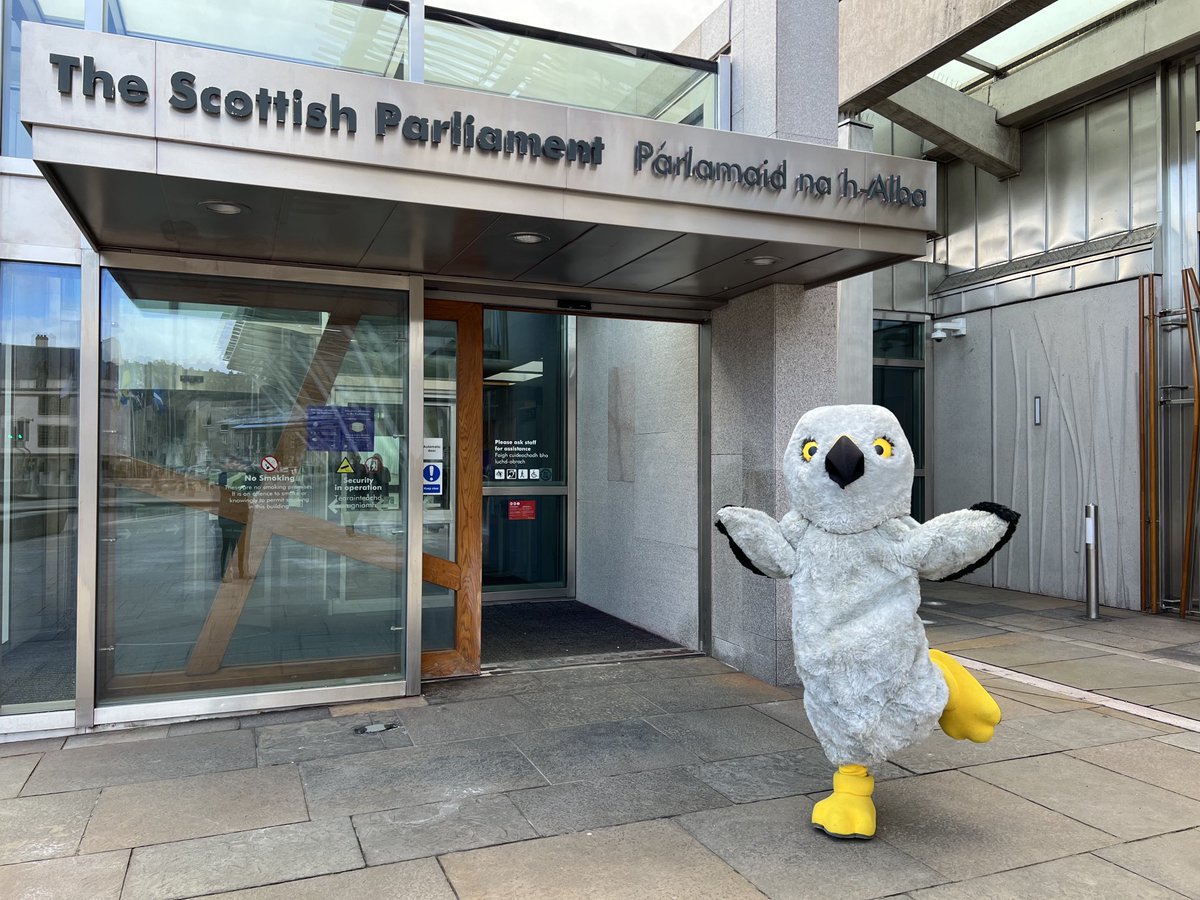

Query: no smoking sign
<box><xmin>260</xmin><ymin>454</ymin><xmax>280</xmax><ymax>473</ymax></box>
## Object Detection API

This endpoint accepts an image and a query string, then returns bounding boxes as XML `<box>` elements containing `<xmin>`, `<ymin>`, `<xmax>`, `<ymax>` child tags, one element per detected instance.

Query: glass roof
<box><xmin>929</xmin><ymin>0</ymin><xmax>1141</xmax><ymax>89</ymax></box>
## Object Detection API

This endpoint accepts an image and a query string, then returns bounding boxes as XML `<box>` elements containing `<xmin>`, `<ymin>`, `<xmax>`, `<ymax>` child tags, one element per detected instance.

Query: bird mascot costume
<box><xmin>716</xmin><ymin>404</ymin><xmax>1018</xmax><ymax>840</ymax></box>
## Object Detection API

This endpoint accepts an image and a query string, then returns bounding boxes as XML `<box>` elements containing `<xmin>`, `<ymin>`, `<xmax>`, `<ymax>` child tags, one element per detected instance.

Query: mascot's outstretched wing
<box><xmin>715</xmin><ymin>506</ymin><xmax>802</xmax><ymax>579</ymax></box>
<box><xmin>901</xmin><ymin>501</ymin><xmax>1019</xmax><ymax>582</ymax></box>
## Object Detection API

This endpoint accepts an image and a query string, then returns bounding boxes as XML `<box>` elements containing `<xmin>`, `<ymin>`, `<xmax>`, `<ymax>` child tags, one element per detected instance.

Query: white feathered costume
<box><xmin>716</xmin><ymin>404</ymin><xmax>1017</xmax><ymax>838</ymax></box>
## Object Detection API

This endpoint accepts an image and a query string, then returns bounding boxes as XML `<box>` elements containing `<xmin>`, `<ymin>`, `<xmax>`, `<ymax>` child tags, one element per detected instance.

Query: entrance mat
<box><xmin>482</xmin><ymin>601</ymin><xmax>681</xmax><ymax>665</ymax></box>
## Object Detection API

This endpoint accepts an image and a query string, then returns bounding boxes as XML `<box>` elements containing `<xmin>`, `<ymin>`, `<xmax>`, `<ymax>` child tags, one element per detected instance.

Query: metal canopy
<box><xmin>22</xmin><ymin>24</ymin><xmax>937</xmax><ymax>316</ymax></box>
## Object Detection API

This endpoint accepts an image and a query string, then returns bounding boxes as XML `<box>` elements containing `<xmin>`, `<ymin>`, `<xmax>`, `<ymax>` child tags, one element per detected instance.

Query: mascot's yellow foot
<box><xmin>930</xmin><ymin>648</ymin><xmax>1002</xmax><ymax>743</ymax></box>
<box><xmin>812</xmin><ymin>764</ymin><xmax>876</xmax><ymax>840</ymax></box>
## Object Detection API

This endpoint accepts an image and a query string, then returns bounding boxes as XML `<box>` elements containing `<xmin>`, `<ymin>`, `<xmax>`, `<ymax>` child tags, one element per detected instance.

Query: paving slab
<box><xmin>0</xmin><ymin>849</ymin><xmax>129</xmax><ymax>899</ymax></box>
<box><xmin>622</xmin><ymin>656</ymin><xmax>738</xmax><ymax>680</ymax></box>
<box><xmin>514</xmin><ymin>683</ymin><xmax>666</xmax><ymax>728</ymax></box>
<box><xmin>81</xmin><ymin>765</ymin><xmax>308</xmax><ymax>852</ymax></box>
<box><xmin>353</xmin><ymin>793</ymin><xmax>536</xmax><ymax>864</ymax></box>
<box><xmin>690</xmin><ymin>746</ymin><xmax>907</xmax><ymax>804</ymax></box>
<box><xmin>22</xmin><ymin>729</ymin><xmax>256</xmax><ymax>795</ymax></box>
<box><xmin>997</xmin><ymin>596</ymin><xmax>1080</xmax><ymax>611</ymax></box>
<box><xmin>629</xmin><ymin>673</ymin><xmax>793</xmax><ymax>712</ymax></box>
<box><xmin>645</xmin><ymin>705</ymin><xmax>816</xmax><ymax>761</ymax></box>
<box><xmin>990</xmin><ymin>692</ymin><xmax>1053</xmax><ymax>719</ymax></box>
<box><xmin>122</xmin><ymin>817</ymin><xmax>363</xmax><ymax>900</ymax></box>
<box><xmin>677</xmin><ymin>795</ymin><xmax>943</xmax><ymax>899</ymax></box>
<box><xmin>888</xmin><ymin>724</ymin><xmax>1062</xmax><ymax>775</ymax></box>
<box><xmin>509</xmin><ymin>766</ymin><xmax>730</xmax><ymax>836</ymax></box>
<box><xmin>752</xmin><ymin>699</ymin><xmax>818</xmax><ymax>738</ymax></box>
<box><xmin>1049</xmin><ymin>626</ymin><xmax>1180</xmax><ymax>653</ymax></box>
<box><xmin>1094</xmin><ymin>827</ymin><xmax>1200</xmax><ymax>900</ymax></box>
<box><xmin>328</xmin><ymin>696</ymin><xmax>427</xmax><ymax>717</ymax></box>
<box><xmin>1097</xmin><ymin>682</ymin><xmax>1200</xmax><ymax>705</ymax></box>
<box><xmin>873</xmin><ymin>770</ymin><xmax>1114</xmax><ymax>881</ymax></box>
<box><xmin>422</xmin><ymin>673</ymin><xmax>541</xmax><ymax>704</ymax></box>
<box><xmin>203</xmin><ymin>858</ymin><xmax>457</xmax><ymax>899</ymax></box>
<box><xmin>255</xmin><ymin>714</ymin><xmax>407</xmax><ymax>764</ymax></box>
<box><xmin>1069</xmin><ymin>738</ymin><xmax>1200</xmax><ymax>801</ymax></box>
<box><xmin>166</xmin><ymin>718</ymin><xmax>240</xmax><ymax>736</ymax></box>
<box><xmin>509</xmin><ymin>718</ymin><xmax>699</xmax><ymax>783</ymax></box>
<box><xmin>1018</xmin><ymin>656</ymin><xmax>1200</xmax><ymax>690</ymax></box>
<box><xmin>955</xmin><ymin>640</ymin><xmax>1109</xmax><ymax>667</ymax></box>
<box><xmin>0</xmin><ymin>738</ymin><xmax>63</xmax><ymax>758</ymax></box>
<box><xmin>397</xmin><ymin>695</ymin><xmax>546</xmax><ymax>745</ymax></box>
<box><xmin>966</xmin><ymin>754</ymin><xmax>1200</xmax><ymax>840</ymax></box>
<box><xmin>907</xmin><ymin>852</ymin><xmax>1186</xmax><ymax>899</ymax></box>
<box><xmin>0</xmin><ymin>755</ymin><xmax>38</xmax><ymax>799</ymax></box>
<box><xmin>936</xmin><ymin>633</ymin><xmax>1039</xmax><ymax>651</ymax></box>
<box><xmin>1157</xmin><ymin>731</ymin><xmax>1200</xmax><ymax>752</ymax></box>
<box><xmin>0</xmin><ymin>789</ymin><xmax>98</xmax><ymax>864</ymax></box>
<box><xmin>63</xmin><ymin>725</ymin><xmax>170</xmax><ymax>749</ymax></box>
<box><xmin>1004</xmin><ymin>708</ymin><xmax>1168</xmax><ymax>749</ymax></box>
<box><xmin>440</xmin><ymin>819</ymin><xmax>768</xmax><ymax>900</ymax></box>
<box><xmin>986</xmin><ymin>613</ymin><xmax>1084</xmax><ymax>632</ymax></box>
<box><xmin>1159</xmin><ymin>698</ymin><xmax>1200</xmax><ymax>718</ymax></box>
<box><xmin>238</xmin><ymin>707</ymin><xmax>330</xmax><ymax>728</ymax></box>
<box><xmin>922</xmin><ymin>624</ymin><xmax>1003</xmax><ymax>645</ymax></box>
<box><xmin>987</xmin><ymin>685</ymin><xmax>1095</xmax><ymax>713</ymax></box>
<box><xmin>300</xmin><ymin>737</ymin><xmax>546</xmax><ymax>818</ymax></box>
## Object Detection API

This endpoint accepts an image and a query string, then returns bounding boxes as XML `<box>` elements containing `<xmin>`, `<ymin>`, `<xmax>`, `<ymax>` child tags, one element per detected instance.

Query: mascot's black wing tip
<box><xmin>714</xmin><ymin>512</ymin><xmax>770</xmax><ymax>578</ymax></box>
<box><xmin>936</xmin><ymin>502</ymin><xmax>1020</xmax><ymax>582</ymax></box>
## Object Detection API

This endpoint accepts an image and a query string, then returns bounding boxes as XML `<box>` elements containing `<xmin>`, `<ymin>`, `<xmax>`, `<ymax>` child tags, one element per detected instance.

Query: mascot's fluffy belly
<box><xmin>789</xmin><ymin>528</ymin><xmax>948</xmax><ymax>766</ymax></box>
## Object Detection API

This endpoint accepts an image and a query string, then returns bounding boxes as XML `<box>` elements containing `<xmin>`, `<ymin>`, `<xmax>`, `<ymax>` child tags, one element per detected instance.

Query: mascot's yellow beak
<box><xmin>825</xmin><ymin>434</ymin><xmax>865</xmax><ymax>489</ymax></box>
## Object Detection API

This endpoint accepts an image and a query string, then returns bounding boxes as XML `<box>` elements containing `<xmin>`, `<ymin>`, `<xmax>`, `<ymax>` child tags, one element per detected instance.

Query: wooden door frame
<box><xmin>421</xmin><ymin>300</ymin><xmax>483</xmax><ymax>678</ymax></box>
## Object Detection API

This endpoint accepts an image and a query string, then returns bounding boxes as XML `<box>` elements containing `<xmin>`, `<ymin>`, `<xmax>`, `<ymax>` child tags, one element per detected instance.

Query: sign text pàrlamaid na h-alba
<box><xmin>45</xmin><ymin>53</ymin><xmax>927</xmax><ymax>207</ymax></box>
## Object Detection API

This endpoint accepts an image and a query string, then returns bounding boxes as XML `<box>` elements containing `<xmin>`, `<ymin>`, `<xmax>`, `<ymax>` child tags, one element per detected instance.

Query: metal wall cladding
<box><xmin>936</xmin><ymin>78</ymin><xmax>1157</xmax><ymax>281</ymax></box>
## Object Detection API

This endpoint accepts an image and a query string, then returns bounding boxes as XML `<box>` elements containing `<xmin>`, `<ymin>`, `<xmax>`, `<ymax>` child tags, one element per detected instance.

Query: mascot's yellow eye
<box><xmin>873</xmin><ymin>437</ymin><xmax>894</xmax><ymax>458</ymax></box>
<box><xmin>801</xmin><ymin>440</ymin><xmax>819</xmax><ymax>462</ymax></box>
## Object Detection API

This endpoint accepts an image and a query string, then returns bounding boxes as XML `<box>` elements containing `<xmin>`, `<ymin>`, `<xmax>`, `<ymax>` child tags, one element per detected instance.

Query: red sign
<box><xmin>507</xmin><ymin>499</ymin><xmax>536</xmax><ymax>521</ymax></box>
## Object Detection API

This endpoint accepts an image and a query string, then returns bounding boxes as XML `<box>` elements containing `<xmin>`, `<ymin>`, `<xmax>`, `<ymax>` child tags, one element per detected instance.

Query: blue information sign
<box><xmin>306</xmin><ymin>406</ymin><xmax>375</xmax><ymax>451</ymax></box>
<box><xmin>422</xmin><ymin>463</ymin><xmax>443</xmax><ymax>495</ymax></box>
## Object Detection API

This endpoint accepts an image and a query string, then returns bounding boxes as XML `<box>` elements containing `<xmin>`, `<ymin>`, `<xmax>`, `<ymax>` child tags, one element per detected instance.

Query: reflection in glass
<box><xmin>3</xmin><ymin>0</ymin><xmax>85</xmax><ymax>157</ymax></box>
<box><xmin>873</xmin><ymin>319</ymin><xmax>924</xmax><ymax>361</ymax></box>
<box><xmin>97</xmin><ymin>270</ymin><xmax>408</xmax><ymax>703</ymax></box>
<box><xmin>873</xmin><ymin>366</ymin><xmax>924</xmax><ymax>469</ymax></box>
<box><xmin>483</xmin><ymin>495</ymin><xmax>566</xmax><ymax>591</ymax></box>
<box><xmin>483</xmin><ymin>311</ymin><xmax>566</xmax><ymax>487</ymax></box>
<box><xmin>422</xmin><ymin>319</ymin><xmax>456</xmax><ymax>650</ymax></box>
<box><xmin>424</xmin><ymin>16</ymin><xmax>716</xmax><ymax>126</ymax></box>
<box><xmin>0</xmin><ymin>262</ymin><xmax>80</xmax><ymax>713</ymax></box>
<box><xmin>105</xmin><ymin>0</ymin><xmax>407</xmax><ymax>77</ymax></box>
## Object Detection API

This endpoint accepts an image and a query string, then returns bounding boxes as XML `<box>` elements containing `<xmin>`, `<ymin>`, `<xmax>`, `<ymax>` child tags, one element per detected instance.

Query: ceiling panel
<box><xmin>588</xmin><ymin>233</ymin><xmax>762</xmax><ymax>293</ymax></box>
<box><xmin>654</xmin><ymin>242</ymin><xmax>835</xmax><ymax>296</ymax></box>
<box><xmin>437</xmin><ymin>215</ymin><xmax>593</xmax><ymax>280</ymax></box>
<box><xmin>517</xmin><ymin>224</ymin><xmax>683</xmax><ymax>286</ymax></box>
<box><xmin>52</xmin><ymin>165</ymin><xmax>177</xmax><ymax>252</ymax></box>
<box><xmin>359</xmin><ymin>202</ymin><xmax>499</xmax><ymax>273</ymax></box>
<box><xmin>158</xmin><ymin>175</ymin><xmax>286</xmax><ymax>262</ymax></box>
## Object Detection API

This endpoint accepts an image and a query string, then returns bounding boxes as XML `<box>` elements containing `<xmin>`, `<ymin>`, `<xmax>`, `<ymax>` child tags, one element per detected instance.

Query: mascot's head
<box><xmin>783</xmin><ymin>404</ymin><xmax>914</xmax><ymax>534</ymax></box>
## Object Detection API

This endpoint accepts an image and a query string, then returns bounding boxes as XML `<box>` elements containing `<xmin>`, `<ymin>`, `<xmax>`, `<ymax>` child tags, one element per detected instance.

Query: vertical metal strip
<box><xmin>83</xmin><ymin>0</ymin><xmax>104</xmax><ymax>31</ymax></box>
<box><xmin>716</xmin><ymin>54</ymin><xmax>731</xmax><ymax>132</ymax></box>
<box><xmin>407</xmin><ymin>0</ymin><xmax>425</xmax><ymax>84</ymax></box>
<box><xmin>565</xmin><ymin>315</ymin><xmax>577</xmax><ymax>597</ymax></box>
<box><xmin>697</xmin><ymin>321</ymin><xmax>713</xmax><ymax>654</ymax></box>
<box><xmin>404</xmin><ymin>278</ymin><xmax>424</xmax><ymax>694</ymax></box>
<box><xmin>1139</xmin><ymin>276</ymin><xmax>1149</xmax><ymax>611</ymax></box>
<box><xmin>74</xmin><ymin>248</ymin><xmax>100</xmax><ymax>728</ymax></box>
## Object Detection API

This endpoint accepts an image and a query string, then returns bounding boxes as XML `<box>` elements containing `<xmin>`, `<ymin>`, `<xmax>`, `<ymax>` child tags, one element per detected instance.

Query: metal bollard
<box><xmin>1084</xmin><ymin>504</ymin><xmax>1101</xmax><ymax>620</ymax></box>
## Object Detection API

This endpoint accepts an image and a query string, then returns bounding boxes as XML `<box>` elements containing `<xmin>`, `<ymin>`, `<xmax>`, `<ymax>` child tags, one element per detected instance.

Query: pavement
<box><xmin>0</xmin><ymin>585</ymin><xmax>1199</xmax><ymax>898</ymax></box>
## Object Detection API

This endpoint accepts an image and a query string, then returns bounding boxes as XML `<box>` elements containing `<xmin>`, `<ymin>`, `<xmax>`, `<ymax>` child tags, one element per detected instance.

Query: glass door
<box><xmin>421</xmin><ymin>301</ymin><xmax>483</xmax><ymax>678</ymax></box>
<box><xmin>95</xmin><ymin>269</ymin><xmax>410</xmax><ymax>704</ymax></box>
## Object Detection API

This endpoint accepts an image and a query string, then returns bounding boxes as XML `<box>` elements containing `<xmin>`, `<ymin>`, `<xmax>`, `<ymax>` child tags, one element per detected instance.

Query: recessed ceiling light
<box><xmin>746</xmin><ymin>255</ymin><xmax>781</xmax><ymax>266</ymax></box>
<box><xmin>199</xmin><ymin>200</ymin><xmax>249</xmax><ymax>215</ymax></box>
<box><xmin>510</xmin><ymin>231</ymin><xmax>548</xmax><ymax>244</ymax></box>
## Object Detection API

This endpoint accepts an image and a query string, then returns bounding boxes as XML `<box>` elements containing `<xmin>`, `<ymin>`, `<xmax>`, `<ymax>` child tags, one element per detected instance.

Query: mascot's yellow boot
<box><xmin>812</xmin><ymin>765</ymin><xmax>875</xmax><ymax>840</ymax></box>
<box><xmin>930</xmin><ymin>648</ymin><xmax>1001</xmax><ymax>742</ymax></box>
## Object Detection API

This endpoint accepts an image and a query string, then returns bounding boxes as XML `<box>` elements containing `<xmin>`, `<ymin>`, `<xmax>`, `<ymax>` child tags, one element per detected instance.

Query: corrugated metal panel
<box><xmin>1129</xmin><ymin>80</ymin><xmax>1158</xmax><ymax>229</ymax></box>
<box><xmin>946</xmin><ymin>161</ymin><xmax>976</xmax><ymax>271</ymax></box>
<box><xmin>976</xmin><ymin>170</ymin><xmax>1011</xmax><ymax>268</ymax></box>
<box><xmin>1010</xmin><ymin>125</ymin><xmax>1047</xmax><ymax>260</ymax></box>
<box><xmin>1046</xmin><ymin>109</ymin><xmax>1088</xmax><ymax>249</ymax></box>
<box><xmin>1086</xmin><ymin>92</ymin><xmax>1131</xmax><ymax>239</ymax></box>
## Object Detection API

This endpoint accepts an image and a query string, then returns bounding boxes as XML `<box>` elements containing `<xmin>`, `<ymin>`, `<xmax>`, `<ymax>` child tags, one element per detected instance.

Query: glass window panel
<box><xmin>3</xmin><ymin>0</ymin><xmax>86</xmax><ymax>157</ymax></box>
<box><xmin>483</xmin><ymin>311</ymin><xmax>566</xmax><ymax>487</ymax></box>
<box><xmin>873</xmin><ymin>320</ymin><xmax>924</xmax><ymax>361</ymax></box>
<box><xmin>966</xmin><ymin>0</ymin><xmax>1138</xmax><ymax>68</ymax></box>
<box><xmin>423</xmin><ymin>18</ymin><xmax>716</xmax><ymax>126</ymax></box>
<box><xmin>107</xmin><ymin>0</ymin><xmax>407</xmax><ymax>77</ymax></box>
<box><xmin>422</xmin><ymin>582</ymin><xmax>454</xmax><ymax>651</ymax></box>
<box><xmin>873</xmin><ymin>365</ymin><xmax>924</xmax><ymax>470</ymax></box>
<box><xmin>483</xmin><ymin>494</ymin><xmax>566</xmax><ymax>591</ymax></box>
<box><xmin>928</xmin><ymin>59</ymin><xmax>989</xmax><ymax>90</ymax></box>
<box><xmin>97</xmin><ymin>270</ymin><xmax>408</xmax><ymax>703</ymax></box>
<box><xmin>0</xmin><ymin>261</ymin><xmax>80</xmax><ymax>714</ymax></box>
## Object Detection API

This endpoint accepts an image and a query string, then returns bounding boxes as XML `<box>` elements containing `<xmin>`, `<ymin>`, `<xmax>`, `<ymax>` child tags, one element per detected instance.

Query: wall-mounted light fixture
<box><xmin>929</xmin><ymin>317</ymin><xmax>967</xmax><ymax>342</ymax></box>
<box><xmin>1034</xmin><ymin>396</ymin><xmax>1042</xmax><ymax>426</ymax></box>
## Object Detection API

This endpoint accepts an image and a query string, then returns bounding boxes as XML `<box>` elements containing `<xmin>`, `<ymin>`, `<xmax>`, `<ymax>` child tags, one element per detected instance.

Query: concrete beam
<box><xmin>873</xmin><ymin>77</ymin><xmax>1020</xmax><ymax>179</ymax></box>
<box><xmin>840</xmin><ymin>0</ymin><xmax>1057</xmax><ymax>113</ymax></box>
<box><xmin>978</xmin><ymin>0</ymin><xmax>1200</xmax><ymax>125</ymax></box>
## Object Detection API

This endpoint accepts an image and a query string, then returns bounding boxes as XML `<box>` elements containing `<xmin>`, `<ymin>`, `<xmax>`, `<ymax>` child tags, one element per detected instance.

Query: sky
<box><xmin>436</xmin><ymin>0</ymin><xmax>726</xmax><ymax>53</ymax></box>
